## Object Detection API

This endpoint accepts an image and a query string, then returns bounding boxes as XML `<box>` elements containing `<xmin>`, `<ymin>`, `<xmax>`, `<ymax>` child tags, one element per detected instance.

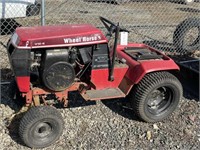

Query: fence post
<box><xmin>41</xmin><ymin>0</ymin><xmax>45</xmax><ymax>26</ymax></box>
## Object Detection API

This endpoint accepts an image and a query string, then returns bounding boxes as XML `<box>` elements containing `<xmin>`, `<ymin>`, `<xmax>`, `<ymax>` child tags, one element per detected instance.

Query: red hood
<box><xmin>12</xmin><ymin>24</ymin><xmax>107</xmax><ymax>49</ymax></box>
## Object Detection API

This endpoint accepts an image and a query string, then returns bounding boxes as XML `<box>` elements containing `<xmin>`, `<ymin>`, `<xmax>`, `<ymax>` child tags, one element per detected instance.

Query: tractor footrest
<box><xmin>82</xmin><ymin>88</ymin><xmax>125</xmax><ymax>101</ymax></box>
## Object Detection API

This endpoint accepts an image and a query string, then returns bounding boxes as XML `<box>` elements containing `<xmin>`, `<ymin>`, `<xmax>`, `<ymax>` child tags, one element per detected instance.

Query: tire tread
<box><xmin>130</xmin><ymin>71</ymin><xmax>182</xmax><ymax>122</ymax></box>
<box><xmin>19</xmin><ymin>106</ymin><xmax>64</xmax><ymax>148</ymax></box>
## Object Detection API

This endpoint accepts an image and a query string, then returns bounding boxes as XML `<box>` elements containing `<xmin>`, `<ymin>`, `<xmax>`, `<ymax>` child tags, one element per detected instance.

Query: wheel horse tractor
<box><xmin>7</xmin><ymin>17</ymin><xmax>182</xmax><ymax>148</ymax></box>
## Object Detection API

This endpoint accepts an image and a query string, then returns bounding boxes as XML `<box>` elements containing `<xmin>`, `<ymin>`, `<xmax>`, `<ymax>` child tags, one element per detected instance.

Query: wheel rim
<box><xmin>147</xmin><ymin>86</ymin><xmax>173</xmax><ymax>115</ymax></box>
<box><xmin>34</xmin><ymin>122</ymin><xmax>53</xmax><ymax>138</ymax></box>
<box><xmin>30</xmin><ymin>119</ymin><xmax>57</xmax><ymax>144</ymax></box>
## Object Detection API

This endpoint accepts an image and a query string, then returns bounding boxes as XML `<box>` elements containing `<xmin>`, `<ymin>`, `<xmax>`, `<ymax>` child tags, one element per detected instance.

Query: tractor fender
<box><xmin>126</xmin><ymin>59</ymin><xmax>180</xmax><ymax>84</ymax></box>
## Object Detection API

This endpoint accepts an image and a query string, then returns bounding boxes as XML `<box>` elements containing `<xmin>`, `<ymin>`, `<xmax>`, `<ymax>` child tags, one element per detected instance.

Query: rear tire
<box><xmin>19</xmin><ymin>106</ymin><xmax>64</xmax><ymax>148</ymax></box>
<box><xmin>129</xmin><ymin>72</ymin><xmax>182</xmax><ymax>122</ymax></box>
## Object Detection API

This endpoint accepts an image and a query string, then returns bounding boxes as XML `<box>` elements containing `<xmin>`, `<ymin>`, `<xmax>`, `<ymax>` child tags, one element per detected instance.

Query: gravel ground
<box><xmin>0</xmin><ymin>84</ymin><xmax>200</xmax><ymax>150</ymax></box>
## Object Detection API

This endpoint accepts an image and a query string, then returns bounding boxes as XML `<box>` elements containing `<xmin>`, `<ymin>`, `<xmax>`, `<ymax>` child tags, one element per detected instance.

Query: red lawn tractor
<box><xmin>7</xmin><ymin>17</ymin><xmax>182</xmax><ymax>148</ymax></box>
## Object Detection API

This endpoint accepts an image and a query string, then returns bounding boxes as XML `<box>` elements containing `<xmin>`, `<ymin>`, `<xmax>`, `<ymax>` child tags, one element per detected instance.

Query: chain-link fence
<box><xmin>0</xmin><ymin>0</ymin><xmax>200</xmax><ymax>82</ymax></box>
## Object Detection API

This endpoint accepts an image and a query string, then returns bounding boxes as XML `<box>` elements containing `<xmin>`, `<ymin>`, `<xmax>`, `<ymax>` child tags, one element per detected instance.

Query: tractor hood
<box><xmin>11</xmin><ymin>24</ymin><xmax>107</xmax><ymax>49</ymax></box>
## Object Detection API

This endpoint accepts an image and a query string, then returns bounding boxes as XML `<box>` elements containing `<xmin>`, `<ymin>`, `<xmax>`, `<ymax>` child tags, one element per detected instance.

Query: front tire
<box><xmin>19</xmin><ymin>106</ymin><xmax>64</xmax><ymax>148</ymax></box>
<box><xmin>129</xmin><ymin>72</ymin><xmax>182</xmax><ymax>122</ymax></box>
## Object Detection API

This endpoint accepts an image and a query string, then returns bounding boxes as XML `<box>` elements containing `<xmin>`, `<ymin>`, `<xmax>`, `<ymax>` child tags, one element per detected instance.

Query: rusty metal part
<box><xmin>81</xmin><ymin>88</ymin><xmax>126</xmax><ymax>101</ymax></box>
<box><xmin>63</xmin><ymin>97</ymin><xmax>68</xmax><ymax>108</ymax></box>
<box><xmin>22</xmin><ymin>82</ymin><xmax>86</xmax><ymax>107</ymax></box>
<box><xmin>33</xmin><ymin>95</ymin><xmax>40</xmax><ymax>106</ymax></box>
<box><xmin>22</xmin><ymin>90</ymin><xmax>33</xmax><ymax>105</ymax></box>
<box><xmin>41</xmin><ymin>96</ymin><xmax>48</xmax><ymax>106</ymax></box>
<box><xmin>118</xmin><ymin>76</ymin><xmax>134</xmax><ymax>95</ymax></box>
<box><xmin>79</xmin><ymin>83</ymin><xmax>89</xmax><ymax>95</ymax></box>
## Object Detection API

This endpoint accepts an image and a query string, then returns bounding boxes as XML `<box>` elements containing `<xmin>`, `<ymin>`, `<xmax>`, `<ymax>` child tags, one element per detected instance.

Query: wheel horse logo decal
<box><xmin>63</xmin><ymin>34</ymin><xmax>102</xmax><ymax>44</ymax></box>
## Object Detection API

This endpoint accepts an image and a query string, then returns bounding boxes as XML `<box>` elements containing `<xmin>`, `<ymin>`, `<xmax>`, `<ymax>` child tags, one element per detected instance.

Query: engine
<box><xmin>41</xmin><ymin>49</ymin><xmax>76</xmax><ymax>91</ymax></box>
<box><xmin>30</xmin><ymin>46</ymin><xmax>92</xmax><ymax>92</ymax></box>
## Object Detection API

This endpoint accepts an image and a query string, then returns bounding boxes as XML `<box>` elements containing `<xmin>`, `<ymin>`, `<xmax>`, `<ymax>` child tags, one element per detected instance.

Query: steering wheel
<box><xmin>99</xmin><ymin>16</ymin><xmax>116</xmax><ymax>34</ymax></box>
<box><xmin>99</xmin><ymin>16</ymin><xmax>129</xmax><ymax>36</ymax></box>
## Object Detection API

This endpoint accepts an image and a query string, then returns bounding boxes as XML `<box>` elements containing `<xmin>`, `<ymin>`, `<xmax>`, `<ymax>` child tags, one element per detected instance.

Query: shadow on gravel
<box><xmin>101</xmin><ymin>98</ymin><xmax>141</xmax><ymax>121</ymax></box>
<box><xmin>1</xmin><ymin>87</ymin><xmax>26</xmax><ymax>147</ymax></box>
<box><xmin>7</xmin><ymin>112</ymin><xmax>27</xmax><ymax>147</ymax></box>
<box><xmin>67</xmin><ymin>91</ymin><xmax>96</xmax><ymax>108</ymax></box>
<box><xmin>1</xmin><ymin>68</ymin><xmax>13</xmax><ymax>82</ymax></box>
<box><xmin>0</xmin><ymin>85</ymin><xmax>23</xmax><ymax>113</ymax></box>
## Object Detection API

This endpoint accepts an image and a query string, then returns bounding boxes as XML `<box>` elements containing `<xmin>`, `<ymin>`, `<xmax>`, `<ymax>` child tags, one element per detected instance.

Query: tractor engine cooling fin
<box><xmin>41</xmin><ymin>49</ymin><xmax>75</xmax><ymax>91</ymax></box>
